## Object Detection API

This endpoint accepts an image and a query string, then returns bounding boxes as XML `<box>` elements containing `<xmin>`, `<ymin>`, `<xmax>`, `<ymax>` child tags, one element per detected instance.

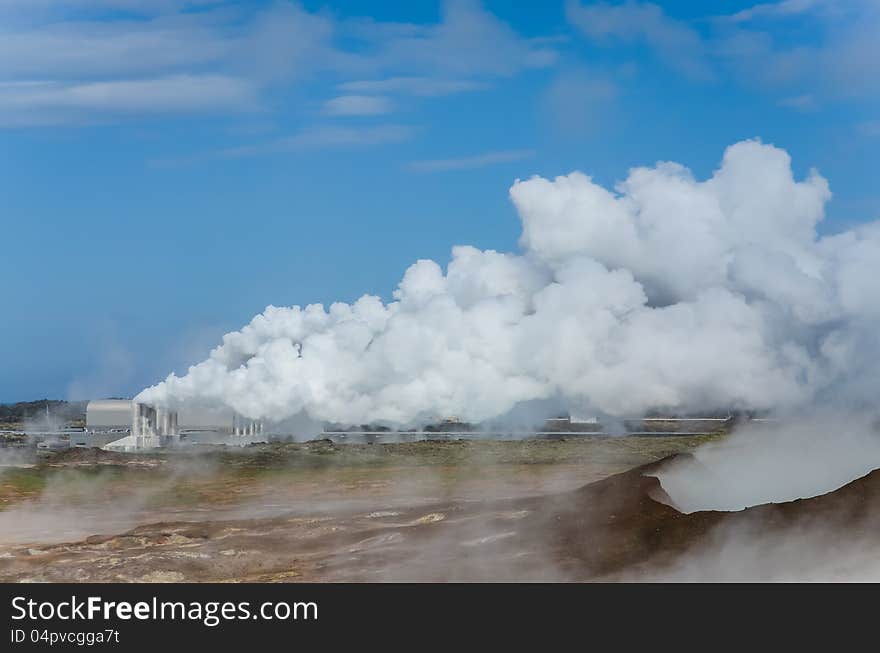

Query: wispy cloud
<box><xmin>0</xmin><ymin>13</ymin><xmax>237</xmax><ymax>79</ymax></box>
<box><xmin>227</xmin><ymin>124</ymin><xmax>415</xmax><ymax>156</ymax></box>
<box><xmin>0</xmin><ymin>0</ymin><xmax>217</xmax><ymax>15</ymax></box>
<box><xmin>0</xmin><ymin>75</ymin><xmax>259</xmax><ymax>126</ymax></box>
<box><xmin>339</xmin><ymin>76</ymin><xmax>487</xmax><ymax>97</ymax></box>
<box><xmin>154</xmin><ymin>123</ymin><xmax>416</xmax><ymax>166</ymax></box>
<box><xmin>725</xmin><ymin>0</ymin><xmax>826</xmax><ymax>23</ymax></box>
<box><xmin>777</xmin><ymin>93</ymin><xmax>818</xmax><ymax>111</ymax></box>
<box><xmin>565</xmin><ymin>0</ymin><xmax>712</xmax><ymax>81</ymax></box>
<box><xmin>407</xmin><ymin>148</ymin><xmax>533</xmax><ymax>172</ymax></box>
<box><xmin>0</xmin><ymin>0</ymin><xmax>557</xmax><ymax>129</ymax></box>
<box><xmin>858</xmin><ymin>120</ymin><xmax>880</xmax><ymax>137</ymax></box>
<box><xmin>322</xmin><ymin>94</ymin><xmax>393</xmax><ymax>116</ymax></box>
<box><xmin>565</xmin><ymin>0</ymin><xmax>880</xmax><ymax>104</ymax></box>
<box><xmin>351</xmin><ymin>0</ymin><xmax>557</xmax><ymax>78</ymax></box>
<box><xmin>542</xmin><ymin>71</ymin><xmax>617</xmax><ymax>137</ymax></box>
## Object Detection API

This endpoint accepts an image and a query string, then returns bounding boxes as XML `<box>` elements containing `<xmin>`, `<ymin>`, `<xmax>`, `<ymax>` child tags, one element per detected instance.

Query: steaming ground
<box><xmin>0</xmin><ymin>437</ymin><xmax>712</xmax><ymax>581</ymax></box>
<box><xmin>5</xmin><ymin>433</ymin><xmax>880</xmax><ymax>582</ymax></box>
<box><xmin>654</xmin><ymin>412</ymin><xmax>880</xmax><ymax>513</ymax></box>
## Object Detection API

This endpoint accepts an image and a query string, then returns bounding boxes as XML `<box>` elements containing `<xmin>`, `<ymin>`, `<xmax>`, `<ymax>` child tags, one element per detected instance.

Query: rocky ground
<box><xmin>2</xmin><ymin>436</ymin><xmax>876</xmax><ymax>582</ymax></box>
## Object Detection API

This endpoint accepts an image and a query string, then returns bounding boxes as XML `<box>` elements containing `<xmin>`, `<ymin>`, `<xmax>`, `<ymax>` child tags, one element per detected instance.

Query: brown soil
<box><xmin>46</xmin><ymin>447</ymin><xmax>165</xmax><ymax>467</ymax></box>
<box><xmin>2</xmin><ymin>451</ymin><xmax>878</xmax><ymax>582</ymax></box>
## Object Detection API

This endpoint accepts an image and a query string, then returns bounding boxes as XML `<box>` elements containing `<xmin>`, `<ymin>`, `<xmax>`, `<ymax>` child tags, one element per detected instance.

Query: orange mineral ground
<box><xmin>2</xmin><ymin>438</ymin><xmax>878</xmax><ymax>582</ymax></box>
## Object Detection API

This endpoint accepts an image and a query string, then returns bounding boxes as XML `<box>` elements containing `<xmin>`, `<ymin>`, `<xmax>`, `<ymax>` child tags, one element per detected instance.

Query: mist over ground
<box><xmin>654</xmin><ymin>412</ymin><xmax>880</xmax><ymax>513</ymax></box>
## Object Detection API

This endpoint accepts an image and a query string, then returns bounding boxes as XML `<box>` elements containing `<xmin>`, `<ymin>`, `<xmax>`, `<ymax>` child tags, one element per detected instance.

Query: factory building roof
<box><xmin>86</xmin><ymin>400</ymin><xmax>135</xmax><ymax>428</ymax></box>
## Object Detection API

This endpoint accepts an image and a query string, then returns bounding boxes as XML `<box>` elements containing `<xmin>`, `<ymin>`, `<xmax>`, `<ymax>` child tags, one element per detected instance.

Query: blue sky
<box><xmin>1</xmin><ymin>0</ymin><xmax>878</xmax><ymax>402</ymax></box>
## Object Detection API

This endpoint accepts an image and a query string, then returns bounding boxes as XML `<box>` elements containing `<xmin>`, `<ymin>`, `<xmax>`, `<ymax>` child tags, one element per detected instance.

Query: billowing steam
<box><xmin>654</xmin><ymin>411</ymin><xmax>880</xmax><ymax>513</ymax></box>
<box><xmin>138</xmin><ymin>140</ymin><xmax>880</xmax><ymax>427</ymax></box>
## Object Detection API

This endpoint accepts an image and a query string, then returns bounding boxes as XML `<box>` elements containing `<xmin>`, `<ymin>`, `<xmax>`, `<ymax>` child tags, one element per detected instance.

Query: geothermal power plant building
<box><xmin>78</xmin><ymin>400</ymin><xmax>262</xmax><ymax>451</ymax></box>
<box><xmin>72</xmin><ymin>401</ymin><xmax>731</xmax><ymax>451</ymax></box>
<box><xmin>86</xmin><ymin>400</ymin><xmax>177</xmax><ymax>435</ymax></box>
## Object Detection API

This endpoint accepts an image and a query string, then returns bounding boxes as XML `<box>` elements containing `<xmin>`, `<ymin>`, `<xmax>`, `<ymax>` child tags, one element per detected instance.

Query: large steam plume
<box><xmin>137</xmin><ymin>140</ymin><xmax>880</xmax><ymax>427</ymax></box>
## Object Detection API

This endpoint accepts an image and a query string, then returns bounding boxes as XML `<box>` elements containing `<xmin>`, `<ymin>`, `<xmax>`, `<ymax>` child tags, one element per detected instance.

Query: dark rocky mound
<box><xmin>321</xmin><ymin>454</ymin><xmax>880</xmax><ymax>581</ymax></box>
<box><xmin>45</xmin><ymin>447</ymin><xmax>162</xmax><ymax>466</ymax></box>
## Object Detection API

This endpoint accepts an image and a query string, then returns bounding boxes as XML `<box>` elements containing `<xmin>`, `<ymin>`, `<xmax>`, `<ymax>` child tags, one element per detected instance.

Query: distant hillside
<box><xmin>0</xmin><ymin>399</ymin><xmax>88</xmax><ymax>425</ymax></box>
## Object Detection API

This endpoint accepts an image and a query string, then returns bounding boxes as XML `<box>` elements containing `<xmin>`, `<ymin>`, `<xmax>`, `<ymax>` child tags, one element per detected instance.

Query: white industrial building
<box><xmin>80</xmin><ymin>400</ymin><xmax>263</xmax><ymax>452</ymax></box>
<box><xmin>176</xmin><ymin>405</ymin><xmax>264</xmax><ymax>437</ymax></box>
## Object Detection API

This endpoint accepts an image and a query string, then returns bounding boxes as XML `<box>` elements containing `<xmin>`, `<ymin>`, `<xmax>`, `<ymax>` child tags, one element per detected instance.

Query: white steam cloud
<box><xmin>654</xmin><ymin>412</ymin><xmax>880</xmax><ymax>513</ymax></box>
<box><xmin>137</xmin><ymin>140</ymin><xmax>880</xmax><ymax>427</ymax></box>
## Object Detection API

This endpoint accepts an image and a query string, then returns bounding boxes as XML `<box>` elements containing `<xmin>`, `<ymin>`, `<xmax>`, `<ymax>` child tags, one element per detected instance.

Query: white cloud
<box><xmin>730</xmin><ymin>1</ymin><xmax>880</xmax><ymax>100</ymax></box>
<box><xmin>542</xmin><ymin>71</ymin><xmax>617</xmax><ymax>136</ymax></box>
<box><xmin>0</xmin><ymin>0</ymin><xmax>211</xmax><ymax>25</ymax></box>
<box><xmin>407</xmin><ymin>149</ymin><xmax>534</xmax><ymax>172</ymax></box>
<box><xmin>858</xmin><ymin>120</ymin><xmax>880</xmax><ymax>137</ymax></box>
<box><xmin>656</xmin><ymin>413</ymin><xmax>880</xmax><ymax>513</ymax></box>
<box><xmin>0</xmin><ymin>1</ymin><xmax>556</xmax><ymax>128</ymax></box>
<box><xmin>565</xmin><ymin>0</ymin><xmax>711</xmax><ymax>80</ymax></box>
<box><xmin>362</xmin><ymin>0</ymin><xmax>558</xmax><ymax>78</ymax></box>
<box><xmin>564</xmin><ymin>0</ymin><xmax>880</xmax><ymax>107</ymax></box>
<box><xmin>725</xmin><ymin>0</ymin><xmax>829</xmax><ymax>24</ymax></box>
<box><xmin>150</xmin><ymin>123</ymin><xmax>415</xmax><ymax>166</ymax></box>
<box><xmin>0</xmin><ymin>14</ymin><xmax>234</xmax><ymax>79</ymax></box>
<box><xmin>339</xmin><ymin>77</ymin><xmax>487</xmax><ymax>97</ymax></box>
<box><xmin>237</xmin><ymin>2</ymin><xmax>337</xmax><ymax>84</ymax></box>
<box><xmin>323</xmin><ymin>94</ymin><xmax>393</xmax><ymax>116</ymax></box>
<box><xmin>777</xmin><ymin>93</ymin><xmax>817</xmax><ymax>111</ymax></box>
<box><xmin>139</xmin><ymin>140</ymin><xmax>879</xmax><ymax>428</ymax></box>
<box><xmin>217</xmin><ymin>124</ymin><xmax>415</xmax><ymax>158</ymax></box>
<box><xmin>0</xmin><ymin>75</ymin><xmax>259</xmax><ymax>126</ymax></box>
<box><xmin>0</xmin><ymin>0</ymin><xmax>214</xmax><ymax>12</ymax></box>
